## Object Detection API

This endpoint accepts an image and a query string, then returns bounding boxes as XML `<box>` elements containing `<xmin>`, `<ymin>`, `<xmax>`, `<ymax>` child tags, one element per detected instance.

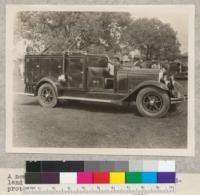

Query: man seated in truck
<box><xmin>105</xmin><ymin>57</ymin><xmax>121</xmax><ymax>89</ymax></box>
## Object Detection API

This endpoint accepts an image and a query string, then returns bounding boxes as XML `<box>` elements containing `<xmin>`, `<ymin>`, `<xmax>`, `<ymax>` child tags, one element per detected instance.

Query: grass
<box><xmin>12</xmin><ymin>76</ymin><xmax>188</xmax><ymax>149</ymax></box>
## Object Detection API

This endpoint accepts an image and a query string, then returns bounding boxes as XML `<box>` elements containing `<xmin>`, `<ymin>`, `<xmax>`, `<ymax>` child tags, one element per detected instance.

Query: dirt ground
<box><xmin>12</xmin><ymin>78</ymin><xmax>188</xmax><ymax>149</ymax></box>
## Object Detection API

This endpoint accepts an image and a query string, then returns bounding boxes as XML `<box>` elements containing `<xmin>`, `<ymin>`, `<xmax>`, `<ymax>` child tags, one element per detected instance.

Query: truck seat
<box><xmin>88</xmin><ymin>67</ymin><xmax>110</xmax><ymax>77</ymax></box>
<box><xmin>88</xmin><ymin>67</ymin><xmax>113</xmax><ymax>89</ymax></box>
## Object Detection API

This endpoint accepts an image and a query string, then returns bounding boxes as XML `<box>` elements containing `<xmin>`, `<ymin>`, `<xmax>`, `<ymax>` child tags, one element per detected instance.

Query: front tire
<box><xmin>37</xmin><ymin>83</ymin><xmax>57</xmax><ymax>108</ymax></box>
<box><xmin>136</xmin><ymin>87</ymin><xmax>170</xmax><ymax>118</ymax></box>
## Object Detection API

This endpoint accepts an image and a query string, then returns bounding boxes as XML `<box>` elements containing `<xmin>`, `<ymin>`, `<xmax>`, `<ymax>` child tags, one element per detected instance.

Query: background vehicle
<box><xmin>23</xmin><ymin>51</ymin><xmax>186</xmax><ymax>117</ymax></box>
<box><xmin>168</xmin><ymin>61</ymin><xmax>188</xmax><ymax>79</ymax></box>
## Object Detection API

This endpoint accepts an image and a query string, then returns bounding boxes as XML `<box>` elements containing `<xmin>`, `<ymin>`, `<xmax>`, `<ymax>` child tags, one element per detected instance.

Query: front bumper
<box><xmin>170</xmin><ymin>95</ymin><xmax>187</xmax><ymax>104</ymax></box>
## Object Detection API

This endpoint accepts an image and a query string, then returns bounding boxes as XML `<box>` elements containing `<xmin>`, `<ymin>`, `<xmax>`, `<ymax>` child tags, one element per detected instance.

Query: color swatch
<box><xmin>25</xmin><ymin>160</ymin><xmax>176</xmax><ymax>184</ymax></box>
<box><xmin>77</xmin><ymin>172</ymin><xmax>93</xmax><ymax>184</ymax></box>
<box><xmin>110</xmin><ymin>172</ymin><xmax>125</xmax><ymax>184</ymax></box>
<box><xmin>93</xmin><ymin>172</ymin><xmax>109</xmax><ymax>184</ymax></box>
<box><xmin>60</xmin><ymin>172</ymin><xmax>77</xmax><ymax>184</ymax></box>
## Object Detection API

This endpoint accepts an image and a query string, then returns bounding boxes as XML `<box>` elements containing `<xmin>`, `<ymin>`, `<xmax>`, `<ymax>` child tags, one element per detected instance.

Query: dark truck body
<box><xmin>23</xmin><ymin>52</ymin><xmax>186</xmax><ymax>117</ymax></box>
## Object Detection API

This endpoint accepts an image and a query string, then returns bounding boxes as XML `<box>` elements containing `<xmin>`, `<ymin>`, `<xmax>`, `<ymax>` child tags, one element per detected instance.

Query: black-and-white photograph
<box><xmin>6</xmin><ymin>5</ymin><xmax>194</xmax><ymax>155</ymax></box>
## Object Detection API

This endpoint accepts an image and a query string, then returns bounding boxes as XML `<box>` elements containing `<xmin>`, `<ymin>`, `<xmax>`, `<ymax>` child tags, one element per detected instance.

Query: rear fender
<box><xmin>123</xmin><ymin>80</ymin><xmax>169</xmax><ymax>102</ymax></box>
<box><xmin>34</xmin><ymin>77</ymin><xmax>61</xmax><ymax>96</ymax></box>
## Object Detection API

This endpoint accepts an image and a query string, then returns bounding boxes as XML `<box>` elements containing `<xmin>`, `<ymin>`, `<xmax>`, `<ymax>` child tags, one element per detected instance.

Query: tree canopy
<box><xmin>14</xmin><ymin>11</ymin><xmax>181</xmax><ymax>60</ymax></box>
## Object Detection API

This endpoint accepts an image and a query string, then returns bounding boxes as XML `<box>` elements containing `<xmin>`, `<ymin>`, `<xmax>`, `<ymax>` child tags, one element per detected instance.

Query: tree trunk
<box><xmin>146</xmin><ymin>45</ymin><xmax>150</xmax><ymax>60</ymax></box>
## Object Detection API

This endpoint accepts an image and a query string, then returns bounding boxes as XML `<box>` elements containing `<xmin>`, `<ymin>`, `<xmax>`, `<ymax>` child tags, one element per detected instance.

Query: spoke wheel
<box><xmin>37</xmin><ymin>83</ymin><xmax>57</xmax><ymax>107</ymax></box>
<box><xmin>136</xmin><ymin>87</ymin><xmax>170</xmax><ymax>118</ymax></box>
<box><xmin>142</xmin><ymin>92</ymin><xmax>163</xmax><ymax>113</ymax></box>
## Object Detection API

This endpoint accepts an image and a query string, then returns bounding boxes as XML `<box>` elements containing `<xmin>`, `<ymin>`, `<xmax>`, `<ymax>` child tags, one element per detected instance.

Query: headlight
<box><xmin>170</xmin><ymin>75</ymin><xmax>175</xmax><ymax>85</ymax></box>
<box><xmin>159</xmin><ymin>71</ymin><xmax>175</xmax><ymax>90</ymax></box>
<box><xmin>158</xmin><ymin>70</ymin><xmax>164</xmax><ymax>82</ymax></box>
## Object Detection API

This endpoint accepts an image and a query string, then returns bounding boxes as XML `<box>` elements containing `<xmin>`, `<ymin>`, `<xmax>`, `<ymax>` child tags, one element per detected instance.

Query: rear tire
<box><xmin>37</xmin><ymin>83</ymin><xmax>57</xmax><ymax>108</ymax></box>
<box><xmin>136</xmin><ymin>87</ymin><xmax>170</xmax><ymax>118</ymax></box>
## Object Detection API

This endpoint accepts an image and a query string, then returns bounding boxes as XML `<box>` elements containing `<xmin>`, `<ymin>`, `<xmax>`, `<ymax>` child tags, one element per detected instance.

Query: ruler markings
<box><xmin>23</xmin><ymin>184</ymin><xmax>175</xmax><ymax>194</ymax></box>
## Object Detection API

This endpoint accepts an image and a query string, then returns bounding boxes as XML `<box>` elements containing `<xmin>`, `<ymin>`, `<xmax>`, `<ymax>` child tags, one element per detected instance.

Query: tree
<box><xmin>127</xmin><ymin>18</ymin><xmax>181</xmax><ymax>60</ymax></box>
<box><xmin>14</xmin><ymin>12</ymin><xmax>181</xmax><ymax>61</ymax></box>
<box><xmin>14</xmin><ymin>11</ymin><xmax>132</xmax><ymax>55</ymax></box>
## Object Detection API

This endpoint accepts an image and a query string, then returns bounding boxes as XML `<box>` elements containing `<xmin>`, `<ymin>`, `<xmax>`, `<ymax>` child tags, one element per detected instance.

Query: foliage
<box><xmin>14</xmin><ymin>11</ymin><xmax>181</xmax><ymax>60</ymax></box>
<box><xmin>127</xmin><ymin>18</ymin><xmax>181</xmax><ymax>60</ymax></box>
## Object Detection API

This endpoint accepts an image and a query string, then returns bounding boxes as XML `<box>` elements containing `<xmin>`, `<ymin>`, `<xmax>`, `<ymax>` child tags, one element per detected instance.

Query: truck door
<box><xmin>68</xmin><ymin>57</ymin><xmax>84</xmax><ymax>88</ymax></box>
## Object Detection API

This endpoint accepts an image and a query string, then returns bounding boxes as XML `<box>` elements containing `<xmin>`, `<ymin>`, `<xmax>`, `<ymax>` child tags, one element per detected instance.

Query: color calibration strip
<box><xmin>25</xmin><ymin>160</ymin><xmax>175</xmax><ymax>184</ymax></box>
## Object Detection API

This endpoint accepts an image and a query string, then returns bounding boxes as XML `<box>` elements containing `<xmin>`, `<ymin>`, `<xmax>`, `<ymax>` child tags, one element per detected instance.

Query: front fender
<box><xmin>34</xmin><ymin>77</ymin><xmax>61</xmax><ymax>96</ymax></box>
<box><xmin>123</xmin><ymin>80</ymin><xmax>169</xmax><ymax>102</ymax></box>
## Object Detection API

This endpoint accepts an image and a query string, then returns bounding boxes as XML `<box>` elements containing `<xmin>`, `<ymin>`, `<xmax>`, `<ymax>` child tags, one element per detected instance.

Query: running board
<box><xmin>16</xmin><ymin>92</ymin><xmax>34</xmax><ymax>96</ymax></box>
<box><xmin>15</xmin><ymin>93</ymin><xmax>121</xmax><ymax>104</ymax></box>
<box><xmin>57</xmin><ymin>96</ymin><xmax>117</xmax><ymax>103</ymax></box>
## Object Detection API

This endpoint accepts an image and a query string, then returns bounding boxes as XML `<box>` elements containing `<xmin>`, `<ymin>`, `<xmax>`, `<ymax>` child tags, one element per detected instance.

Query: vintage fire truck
<box><xmin>23</xmin><ymin>51</ymin><xmax>186</xmax><ymax>117</ymax></box>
